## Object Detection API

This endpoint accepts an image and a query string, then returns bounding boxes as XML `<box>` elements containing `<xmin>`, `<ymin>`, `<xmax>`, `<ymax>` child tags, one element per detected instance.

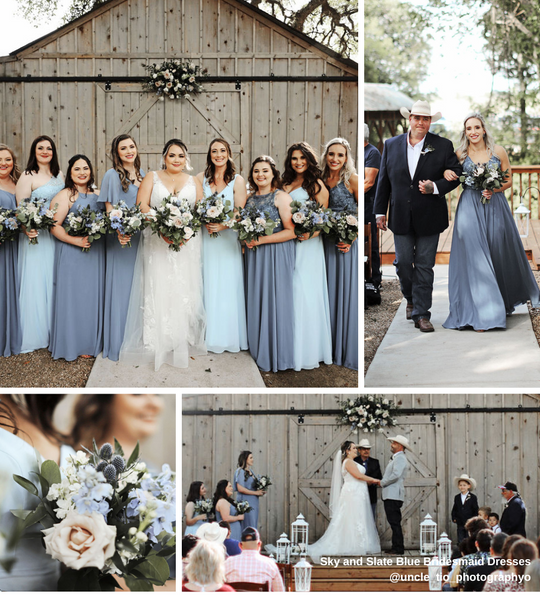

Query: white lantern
<box><xmin>294</xmin><ymin>554</ymin><xmax>312</xmax><ymax>592</ymax></box>
<box><xmin>437</xmin><ymin>532</ymin><xmax>452</xmax><ymax>564</ymax></box>
<box><xmin>514</xmin><ymin>201</ymin><xmax>530</xmax><ymax>238</ymax></box>
<box><xmin>428</xmin><ymin>555</ymin><xmax>442</xmax><ymax>591</ymax></box>
<box><xmin>291</xmin><ymin>513</ymin><xmax>309</xmax><ymax>555</ymax></box>
<box><xmin>276</xmin><ymin>532</ymin><xmax>291</xmax><ymax>564</ymax></box>
<box><xmin>420</xmin><ymin>513</ymin><xmax>437</xmax><ymax>555</ymax></box>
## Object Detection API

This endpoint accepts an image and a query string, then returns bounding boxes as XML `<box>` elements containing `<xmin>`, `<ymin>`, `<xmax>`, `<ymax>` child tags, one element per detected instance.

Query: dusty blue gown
<box><xmin>443</xmin><ymin>155</ymin><xmax>540</xmax><ymax>330</ymax></box>
<box><xmin>323</xmin><ymin>182</ymin><xmax>358</xmax><ymax>370</ymax></box>
<box><xmin>233</xmin><ymin>468</ymin><xmax>259</xmax><ymax>530</ymax></box>
<box><xmin>49</xmin><ymin>192</ymin><xmax>105</xmax><ymax>360</ymax></box>
<box><xmin>244</xmin><ymin>191</ymin><xmax>296</xmax><ymax>372</ymax></box>
<box><xmin>100</xmin><ymin>168</ymin><xmax>144</xmax><ymax>361</ymax></box>
<box><xmin>18</xmin><ymin>176</ymin><xmax>64</xmax><ymax>353</ymax></box>
<box><xmin>0</xmin><ymin>190</ymin><xmax>22</xmax><ymax>356</ymax></box>
<box><xmin>215</xmin><ymin>503</ymin><xmax>243</xmax><ymax>541</ymax></box>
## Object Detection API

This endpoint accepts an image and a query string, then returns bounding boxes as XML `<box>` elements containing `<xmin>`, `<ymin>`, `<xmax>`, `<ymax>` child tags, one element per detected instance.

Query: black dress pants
<box><xmin>384</xmin><ymin>498</ymin><xmax>404</xmax><ymax>553</ymax></box>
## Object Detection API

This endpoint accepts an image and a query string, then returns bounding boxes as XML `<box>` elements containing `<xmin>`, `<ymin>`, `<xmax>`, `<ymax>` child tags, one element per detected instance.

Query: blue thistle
<box><xmin>111</xmin><ymin>455</ymin><xmax>125</xmax><ymax>473</ymax></box>
<box><xmin>103</xmin><ymin>464</ymin><xmax>117</xmax><ymax>482</ymax></box>
<box><xmin>100</xmin><ymin>443</ymin><xmax>113</xmax><ymax>460</ymax></box>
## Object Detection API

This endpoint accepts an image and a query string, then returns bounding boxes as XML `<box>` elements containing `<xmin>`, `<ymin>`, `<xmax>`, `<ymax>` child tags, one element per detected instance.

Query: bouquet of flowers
<box><xmin>106</xmin><ymin>200</ymin><xmax>147</xmax><ymax>248</ymax></box>
<box><xmin>64</xmin><ymin>205</ymin><xmax>107</xmax><ymax>252</ymax></box>
<box><xmin>290</xmin><ymin>199</ymin><xmax>332</xmax><ymax>239</ymax></box>
<box><xmin>143</xmin><ymin>59</ymin><xmax>209</xmax><ymax>100</ymax></box>
<box><xmin>328</xmin><ymin>210</ymin><xmax>358</xmax><ymax>252</ymax></box>
<box><xmin>15</xmin><ymin>198</ymin><xmax>58</xmax><ymax>245</ymax></box>
<box><xmin>196</xmin><ymin>192</ymin><xmax>234</xmax><ymax>237</ymax></box>
<box><xmin>459</xmin><ymin>163</ymin><xmax>510</xmax><ymax>204</ymax></box>
<box><xmin>12</xmin><ymin>440</ymin><xmax>175</xmax><ymax>591</ymax></box>
<box><xmin>253</xmin><ymin>475</ymin><xmax>272</xmax><ymax>492</ymax></box>
<box><xmin>337</xmin><ymin>396</ymin><xmax>399</xmax><ymax>433</ymax></box>
<box><xmin>0</xmin><ymin>208</ymin><xmax>20</xmax><ymax>245</ymax></box>
<box><xmin>234</xmin><ymin>500</ymin><xmax>253</xmax><ymax>515</ymax></box>
<box><xmin>230</xmin><ymin>205</ymin><xmax>279</xmax><ymax>249</ymax></box>
<box><xmin>146</xmin><ymin>194</ymin><xmax>202</xmax><ymax>252</ymax></box>
<box><xmin>193</xmin><ymin>498</ymin><xmax>214</xmax><ymax>516</ymax></box>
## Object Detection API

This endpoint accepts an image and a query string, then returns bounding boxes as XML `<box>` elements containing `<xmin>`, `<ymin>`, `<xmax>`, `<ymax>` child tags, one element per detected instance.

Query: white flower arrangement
<box><xmin>338</xmin><ymin>396</ymin><xmax>398</xmax><ymax>432</ymax></box>
<box><xmin>143</xmin><ymin>59</ymin><xmax>209</xmax><ymax>100</ymax></box>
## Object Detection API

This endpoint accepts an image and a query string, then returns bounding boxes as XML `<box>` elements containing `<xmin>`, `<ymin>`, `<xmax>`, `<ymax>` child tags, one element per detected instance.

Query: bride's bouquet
<box><xmin>459</xmin><ymin>162</ymin><xmax>510</xmax><ymax>204</ymax></box>
<box><xmin>12</xmin><ymin>440</ymin><xmax>175</xmax><ymax>591</ymax></box>
<box><xmin>253</xmin><ymin>475</ymin><xmax>272</xmax><ymax>492</ymax></box>
<box><xmin>65</xmin><ymin>205</ymin><xmax>107</xmax><ymax>251</ymax></box>
<box><xmin>196</xmin><ymin>191</ymin><xmax>234</xmax><ymax>237</ymax></box>
<box><xmin>328</xmin><ymin>210</ymin><xmax>358</xmax><ymax>252</ymax></box>
<box><xmin>290</xmin><ymin>199</ymin><xmax>332</xmax><ymax>239</ymax></box>
<box><xmin>230</xmin><ymin>205</ymin><xmax>279</xmax><ymax>249</ymax></box>
<box><xmin>0</xmin><ymin>208</ymin><xmax>20</xmax><ymax>245</ymax></box>
<box><xmin>147</xmin><ymin>194</ymin><xmax>202</xmax><ymax>251</ymax></box>
<box><xmin>106</xmin><ymin>200</ymin><xmax>147</xmax><ymax>248</ymax></box>
<box><xmin>15</xmin><ymin>198</ymin><xmax>58</xmax><ymax>245</ymax></box>
<box><xmin>234</xmin><ymin>500</ymin><xmax>253</xmax><ymax>515</ymax></box>
<box><xmin>193</xmin><ymin>498</ymin><xmax>213</xmax><ymax>516</ymax></box>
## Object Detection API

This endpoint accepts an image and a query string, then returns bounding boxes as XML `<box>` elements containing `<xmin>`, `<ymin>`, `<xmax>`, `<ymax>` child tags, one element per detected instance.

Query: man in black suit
<box><xmin>374</xmin><ymin>100</ymin><xmax>462</xmax><ymax>332</ymax></box>
<box><xmin>354</xmin><ymin>439</ymin><xmax>382</xmax><ymax>520</ymax></box>
<box><xmin>498</xmin><ymin>481</ymin><xmax>527</xmax><ymax>536</ymax></box>
<box><xmin>463</xmin><ymin>531</ymin><xmax>507</xmax><ymax>592</ymax></box>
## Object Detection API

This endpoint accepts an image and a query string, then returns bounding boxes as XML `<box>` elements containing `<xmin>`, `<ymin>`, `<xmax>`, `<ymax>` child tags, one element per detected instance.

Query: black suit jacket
<box><xmin>373</xmin><ymin>131</ymin><xmax>462</xmax><ymax>236</ymax></box>
<box><xmin>500</xmin><ymin>495</ymin><xmax>526</xmax><ymax>536</ymax></box>
<box><xmin>451</xmin><ymin>492</ymin><xmax>479</xmax><ymax>528</ymax></box>
<box><xmin>354</xmin><ymin>456</ymin><xmax>382</xmax><ymax>505</ymax></box>
<box><xmin>463</xmin><ymin>557</ymin><xmax>501</xmax><ymax>592</ymax></box>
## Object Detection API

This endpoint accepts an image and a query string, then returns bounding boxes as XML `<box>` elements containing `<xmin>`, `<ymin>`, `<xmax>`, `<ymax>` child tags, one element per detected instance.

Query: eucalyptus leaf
<box><xmin>33</xmin><ymin>472</ymin><xmax>50</xmax><ymax>498</ymax></box>
<box><xmin>135</xmin><ymin>555</ymin><xmax>170</xmax><ymax>585</ymax></box>
<box><xmin>124</xmin><ymin>575</ymin><xmax>154</xmax><ymax>592</ymax></box>
<box><xmin>13</xmin><ymin>475</ymin><xmax>39</xmax><ymax>496</ymax></box>
<box><xmin>114</xmin><ymin>437</ymin><xmax>124</xmax><ymax>457</ymax></box>
<box><xmin>41</xmin><ymin>460</ymin><xmax>62</xmax><ymax>485</ymax></box>
<box><xmin>127</xmin><ymin>441</ymin><xmax>140</xmax><ymax>468</ymax></box>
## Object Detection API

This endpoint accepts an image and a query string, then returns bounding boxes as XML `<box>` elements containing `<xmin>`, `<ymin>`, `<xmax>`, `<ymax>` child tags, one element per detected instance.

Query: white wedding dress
<box><xmin>120</xmin><ymin>173</ymin><xmax>207</xmax><ymax>370</ymax></box>
<box><xmin>308</xmin><ymin>458</ymin><xmax>381</xmax><ymax>560</ymax></box>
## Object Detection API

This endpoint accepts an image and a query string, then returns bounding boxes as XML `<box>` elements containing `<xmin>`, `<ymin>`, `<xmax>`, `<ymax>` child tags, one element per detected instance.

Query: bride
<box><xmin>120</xmin><ymin>139</ymin><xmax>207</xmax><ymax>370</ymax></box>
<box><xmin>308</xmin><ymin>440</ymin><xmax>381</xmax><ymax>560</ymax></box>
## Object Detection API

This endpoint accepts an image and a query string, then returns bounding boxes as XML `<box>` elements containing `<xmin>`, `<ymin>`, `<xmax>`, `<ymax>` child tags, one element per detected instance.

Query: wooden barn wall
<box><xmin>182</xmin><ymin>394</ymin><xmax>540</xmax><ymax>548</ymax></box>
<box><xmin>0</xmin><ymin>0</ymin><xmax>358</xmax><ymax>181</ymax></box>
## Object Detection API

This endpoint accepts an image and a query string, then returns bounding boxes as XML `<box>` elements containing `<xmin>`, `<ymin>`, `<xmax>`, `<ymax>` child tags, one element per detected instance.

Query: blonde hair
<box><xmin>455</xmin><ymin>113</ymin><xmax>498</xmax><ymax>164</ymax></box>
<box><xmin>184</xmin><ymin>539</ymin><xmax>226</xmax><ymax>586</ymax></box>
<box><xmin>320</xmin><ymin>137</ymin><xmax>356</xmax><ymax>185</ymax></box>
<box><xmin>0</xmin><ymin>144</ymin><xmax>22</xmax><ymax>183</ymax></box>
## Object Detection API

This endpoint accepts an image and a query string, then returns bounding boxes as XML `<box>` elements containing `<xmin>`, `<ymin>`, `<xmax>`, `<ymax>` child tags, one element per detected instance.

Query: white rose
<box><xmin>292</xmin><ymin>213</ymin><xmax>305</xmax><ymax>223</ymax></box>
<box><xmin>34</xmin><ymin>216</ymin><xmax>42</xmax><ymax>225</ymax></box>
<box><xmin>172</xmin><ymin>216</ymin><xmax>183</xmax><ymax>228</ymax></box>
<box><xmin>184</xmin><ymin>226</ymin><xmax>194</xmax><ymax>239</ymax></box>
<box><xmin>207</xmin><ymin>206</ymin><xmax>221</xmax><ymax>218</ymax></box>
<box><xmin>255</xmin><ymin>217</ymin><xmax>266</xmax><ymax>226</ymax></box>
<box><xmin>26</xmin><ymin>204</ymin><xmax>39</xmax><ymax>214</ymax></box>
<box><xmin>475</xmin><ymin>166</ymin><xmax>485</xmax><ymax>176</ymax></box>
<box><xmin>346</xmin><ymin>214</ymin><xmax>358</xmax><ymax>226</ymax></box>
<box><xmin>110</xmin><ymin>209</ymin><xmax>123</xmax><ymax>219</ymax></box>
<box><xmin>128</xmin><ymin>217</ymin><xmax>141</xmax><ymax>228</ymax></box>
<box><xmin>42</xmin><ymin>511</ymin><xmax>116</xmax><ymax>570</ymax></box>
<box><xmin>45</xmin><ymin>210</ymin><xmax>55</xmax><ymax>219</ymax></box>
<box><xmin>168</xmin><ymin>205</ymin><xmax>181</xmax><ymax>216</ymax></box>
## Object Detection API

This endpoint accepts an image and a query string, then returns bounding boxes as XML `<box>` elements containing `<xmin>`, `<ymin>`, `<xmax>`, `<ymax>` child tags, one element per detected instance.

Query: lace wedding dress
<box><xmin>120</xmin><ymin>173</ymin><xmax>206</xmax><ymax>370</ymax></box>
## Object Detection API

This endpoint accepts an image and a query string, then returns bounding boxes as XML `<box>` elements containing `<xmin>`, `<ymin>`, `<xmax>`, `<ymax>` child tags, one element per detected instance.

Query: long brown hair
<box><xmin>0</xmin><ymin>144</ymin><xmax>21</xmax><ymax>183</ymax></box>
<box><xmin>70</xmin><ymin>394</ymin><xmax>115</xmax><ymax>449</ymax></box>
<box><xmin>204</xmin><ymin>138</ymin><xmax>236</xmax><ymax>186</ymax></box>
<box><xmin>247</xmin><ymin>155</ymin><xmax>282</xmax><ymax>195</ymax></box>
<box><xmin>25</xmin><ymin>135</ymin><xmax>60</xmax><ymax>177</ymax></box>
<box><xmin>111</xmin><ymin>134</ymin><xmax>143</xmax><ymax>192</ymax></box>
<box><xmin>282</xmin><ymin>142</ymin><xmax>323</xmax><ymax>200</ymax></box>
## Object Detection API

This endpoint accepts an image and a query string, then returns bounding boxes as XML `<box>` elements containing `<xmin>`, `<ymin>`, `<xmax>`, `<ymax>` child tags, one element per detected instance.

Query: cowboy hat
<box><xmin>453</xmin><ymin>474</ymin><xmax>477</xmax><ymax>490</ymax></box>
<box><xmin>358</xmin><ymin>439</ymin><xmax>372</xmax><ymax>449</ymax></box>
<box><xmin>400</xmin><ymin>100</ymin><xmax>442</xmax><ymax>123</ymax></box>
<box><xmin>196</xmin><ymin>522</ymin><xmax>227</xmax><ymax>544</ymax></box>
<box><xmin>387</xmin><ymin>434</ymin><xmax>411</xmax><ymax>451</ymax></box>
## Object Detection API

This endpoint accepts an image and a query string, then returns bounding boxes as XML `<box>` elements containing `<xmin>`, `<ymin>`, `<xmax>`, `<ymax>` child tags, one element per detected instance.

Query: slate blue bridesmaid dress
<box><xmin>215</xmin><ymin>503</ymin><xmax>243</xmax><ymax>541</ymax></box>
<box><xmin>233</xmin><ymin>468</ymin><xmax>259</xmax><ymax>530</ymax></box>
<box><xmin>49</xmin><ymin>192</ymin><xmax>105</xmax><ymax>360</ymax></box>
<box><xmin>18</xmin><ymin>176</ymin><xmax>64</xmax><ymax>353</ymax></box>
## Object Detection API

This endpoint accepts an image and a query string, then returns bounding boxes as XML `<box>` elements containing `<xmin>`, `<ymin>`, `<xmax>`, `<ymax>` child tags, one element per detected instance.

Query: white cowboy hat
<box><xmin>453</xmin><ymin>474</ymin><xmax>477</xmax><ymax>490</ymax></box>
<box><xmin>400</xmin><ymin>100</ymin><xmax>442</xmax><ymax>123</ymax></box>
<box><xmin>387</xmin><ymin>435</ymin><xmax>411</xmax><ymax>451</ymax></box>
<box><xmin>358</xmin><ymin>439</ymin><xmax>372</xmax><ymax>448</ymax></box>
<box><xmin>196</xmin><ymin>522</ymin><xmax>227</xmax><ymax>544</ymax></box>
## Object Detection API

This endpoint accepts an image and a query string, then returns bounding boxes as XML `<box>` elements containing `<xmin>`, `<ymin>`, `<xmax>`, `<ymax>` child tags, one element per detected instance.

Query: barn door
<box><xmin>289</xmin><ymin>415</ymin><xmax>446</xmax><ymax>549</ymax></box>
<box><xmin>95</xmin><ymin>82</ymin><xmax>246</xmax><ymax>182</ymax></box>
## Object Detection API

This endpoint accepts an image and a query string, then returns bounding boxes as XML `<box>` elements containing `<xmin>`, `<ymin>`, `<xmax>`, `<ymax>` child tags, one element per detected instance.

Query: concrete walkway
<box><xmin>365</xmin><ymin>265</ymin><xmax>540</xmax><ymax>388</ymax></box>
<box><xmin>86</xmin><ymin>350</ymin><xmax>265</xmax><ymax>388</ymax></box>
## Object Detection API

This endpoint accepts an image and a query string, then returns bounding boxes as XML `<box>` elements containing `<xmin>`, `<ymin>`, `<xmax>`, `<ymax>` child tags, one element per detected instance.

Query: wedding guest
<box><xmin>101</xmin><ymin>134</ymin><xmax>145</xmax><ymax>362</ymax></box>
<box><xmin>449</xmin><ymin>537</ymin><xmax>475</xmax><ymax>590</ymax></box>
<box><xmin>184</xmin><ymin>481</ymin><xmax>208</xmax><ymax>536</ymax></box>
<box><xmin>219</xmin><ymin>521</ymin><xmax>242</xmax><ymax>556</ymax></box>
<box><xmin>488</xmin><ymin>513</ymin><xmax>502</xmax><ymax>534</ymax></box>
<box><xmin>478</xmin><ymin>506</ymin><xmax>491</xmax><ymax>522</ymax></box>
<box><xmin>233</xmin><ymin>450</ymin><xmax>265</xmax><ymax>531</ymax></box>
<box><xmin>196</xmin><ymin>138</ymin><xmax>248</xmax><ymax>354</ymax></box>
<box><xmin>483</xmin><ymin>534</ymin><xmax>523</xmax><ymax>591</ymax></box>
<box><xmin>485</xmin><ymin>539</ymin><xmax>538</xmax><ymax>591</ymax></box>
<box><xmin>321</xmin><ymin>137</ymin><xmax>358</xmax><ymax>369</ymax></box>
<box><xmin>182</xmin><ymin>538</ymin><xmax>235</xmax><ymax>592</ymax></box>
<box><xmin>460</xmin><ymin>528</ymin><xmax>493</xmax><ymax>588</ymax></box>
<box><xmin>243</xmin><ymin>156</ymin><xmax>296</xmax><ymax>372</ymax></box>
<box><xmin>364</xmin><ymin>123</ymin><xmax>382</xmax><ymax>294</ymax></box>
<box><xmin>464</xmin><ymin>516</ymin><xmax>489</xmax><ymax>539</ymax></box>
<box><xmin>463</xmin><ymin>530</ymin><xmax>505</xmax><ymax>592</ymax></box>
<box><xmin>353</xmin><ymin>438</ymin><xmax>382</xmax><ymax>519</ymax></box>
<box><xmin>15</xmin><ymin>135</ymin><xmax>64</xmax><ymax>353</ymax></box>
<box><xmin>498</xmin><ymin>481</ymin><xmax>526</xmax><ymax>536</ymax></box>
<box><xmin>0</xmin><ymin>144</ymin><xmax>22</xmax><ymax>357</ymax></box>
<box><xmin>49</xmin><ymin>155</ymin><xmax>105</xmax><ymax>361</ymax></box>
<box><xmin>182</xmin><ymin>534</ymin><xmax>198</xmax><ymax>580</ymax></box>
<box><xmin>525</xmin><ymin>559</ymin><xmax>540</xmax><ymax>592</ymax></box>
<box><xmin>224</xmin><ymin>527</ymin><xmax>284</xmax><ymax>592</ymax></box>
<box><xmin>196</xmin><ymin>522</ymin><xmax>228</xmax><ymax>546</ymax></box>
<box><xmin>213</xmin><ymin>479</ymin><xmax>244</xmax><ymax>541</ymax></box>
<box><xmin>451</xmin><ymin>474</ymin><xmax>479</xmax><ymax>543</ymax></box>
<box><xmin>282</xmin><ymin>141</ymin><xmax>332</xmax><ymax>370</ymax></box>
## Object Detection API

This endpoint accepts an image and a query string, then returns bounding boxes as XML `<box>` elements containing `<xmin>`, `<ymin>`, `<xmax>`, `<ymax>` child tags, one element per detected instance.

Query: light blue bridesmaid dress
<box><xmin>244</xmin><ymin>191</ymin><xmax>296</xmax><ymax>372</ymax></box>
<box><xmin>18</xmin><ymin>176</ymin><xmax>64</xmax><ymax>353</ymax></box>
<box><xmin>49</xmin><ymin>192</ymin><xmax>105</xmax><ymax>360</ymax></box>
<box><xmin>289</xmin><ymin>187</ymin><xmax>333</xmax><ymax>370</ymax></box>
<box><xmin>0</xmin><ymin>190</ymin><xmax>22</xmax><ymax>356</ymax></box>
<box><xmin>184</xmin><ymin>502</ymin><xmax>205</xmax><ymax>536</ymax></box>
<box><xmin>100</xmin><ymin>168</ymin><xmax>144</xmax><ymax>361</ymax></box>
<box><xmin>202</xmin><ymin>175</ymin><xmax>248</xmax><ymax>353</ymax></box>
<box><xmin>215</xmin><ymin>503</ymin><xmax>243</xmax><ymax>541</ymax></box>
<box><xmin>233</xmin><ymin>468</ymin><xmax>259</xmax><ymax>530</ymax></box>
<box><xmin>323</xmin><ymin>182</ymin><xmax>358</xmax><ymax>371</ymax></box>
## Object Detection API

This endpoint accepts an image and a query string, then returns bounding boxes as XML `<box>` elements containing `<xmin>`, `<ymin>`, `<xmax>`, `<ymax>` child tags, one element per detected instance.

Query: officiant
<box><xmin>354</xmin><ymin>438</ymin><xmax>382</xmax><ymax>520</ymax></box>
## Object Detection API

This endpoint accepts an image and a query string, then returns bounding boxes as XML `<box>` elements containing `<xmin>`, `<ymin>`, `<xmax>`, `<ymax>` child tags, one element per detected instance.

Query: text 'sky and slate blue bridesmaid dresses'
<box><xmin>323</xmin><ymin>182</ymin><xmax>358</xmax><ymax>371</ymax></box>
<box><xmin>244</xmin><ymin>191</ymin><xmax>296</xmax><ymax>372</ymax></box>
<box><xmin>0</xmin><ymin>190</ymin><xmax>22</xmax><ymax>356</ymax></box>
<box><xmin>215</xmin><ymin>503</ymin><xmax>243</xmax><ymax>541</ymax></box>
<box><xmin>289</xmin><ymin>187</ymin><xmax>333</xmax><ymax>371</ymax></box>
<box><xmin>18</xmin><ymin>176</ymin><xmax>64</xmax><ymax>353</ymax></box>
<box><xmin>202</xmin><ymin>175</ymin><xmax>248</xmax><ymax>353</ymax></box>
<box><xmin>444</xmin><ymin>155</ymin><xmax>540</xmax><ymax>330</ymax></box>
<box><xmin>100</xmin><ymin>168</ymin><xmax>144</xmax><ymax>361</ymax></box>
<box><xmin>233</xmin><ymin>468</ymin><xmax>259</xmax><ymax>530</ymax></box>
<box><xmin>49</xmin><ymin>193</ymin><xmax>105</xmax><ymax>360</ymax></box>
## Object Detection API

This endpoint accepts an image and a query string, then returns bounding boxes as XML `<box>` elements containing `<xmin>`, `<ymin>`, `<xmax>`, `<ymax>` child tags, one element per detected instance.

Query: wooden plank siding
<box><xmin>0</xmin><ymin>0</ymin><xmax>357</xmax><ymax>182</ymax></box>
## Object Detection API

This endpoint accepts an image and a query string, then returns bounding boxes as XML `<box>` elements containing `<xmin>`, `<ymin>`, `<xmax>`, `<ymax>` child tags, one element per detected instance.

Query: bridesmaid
<box><xmin>244</xmin><ymin>156</ymin><xmax>296</xmax><ymax>372</ymax></box>
<box><xmin>233</xmin><ymin>450</ymin><xmax>265</xmax><ymax>531</ymax></box>
<box><xmin>213</xmin><ymin>479</ymin><xmax>244</xmax><ymax>541</ymax></box>
<box><xmin>196</xmin><ymin>138</ymin><xmax>248</xmax><ymax>353</ymax></box>
<box><xmin>0</xmin><ymin>145</ymin><xmax>22</xmax><ymax>356</ymax></box>
<box><xmin>184</xmin><ymin>480</ymin><xmax>208</xmax><ymax>536</ymax></box>
<box><xmin>49</xmin><ymin>155</ymin><xmax>105</xmax><ymax>361</ymax></box>
<box><xmin>321</xmin><ymin>137</ymin><xmax>359</xmax><ymax>371</ymax></box>
<box><xmin>15</xmin><ymin>135</ymin><xmax>64</xmax><ymax>353</ymax></box>
<box><xmin>282</xmin><ymin>142</ymin><xmax>333</xmax><ymax>371</ymax></box>
<box><xmin>101</xmin><ymin>135</ymin><xmax>144</xmax><ymax>361</ymax></box>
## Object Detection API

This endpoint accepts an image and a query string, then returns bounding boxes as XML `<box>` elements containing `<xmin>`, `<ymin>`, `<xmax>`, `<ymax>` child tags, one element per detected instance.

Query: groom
<box><xmin>374</xmin><ymin>100</ymin><xmax>462</xmax><ymax>332</ymax></box>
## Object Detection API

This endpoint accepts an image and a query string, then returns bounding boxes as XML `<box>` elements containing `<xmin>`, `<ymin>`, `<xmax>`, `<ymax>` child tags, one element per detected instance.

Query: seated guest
<box><xmin>488</xmin><ymin>513</ymin><xmax>501</xmax><ymax>534</ymax></box>
<box><xmin>525</xmin><ymin>559</ymin><xmax>540</xmax><ymax>592</ymax></box>
<box><xmin>478</xmin><ymin>506</ymin><xmax>491</xmax><ymax>522</ymax></box>
<box><xmin>462</xmin><ymin>529</ymin><xmax>496</xmax><ymax>591</ymax></box>
<box><xmin>183</xmin><ymin>538</ymin><xmax>236</xmax><ymax>592</ymax></box>
<box><xmin>196</xmin><ymin>522</ymin><xmax>228</xmax><ymax>546</ymax></box>
<box><xmin>182</xmin><ymin>534</ymin><xmax>199</xmax><ymax>581</ymax></box>
<box><xmin>449</xmin><ymin>538</ymin><xmax>475</xmax><ymax>591</ymax></box>
<box><xmin>224</xmin><ymin>527</ymin><xmax>285</xmax><ymax>592</ymax></box>
<box><xmin>495</xmin><ymin>539</ymin><xmax>538</xmax><ymax>591</ymax></box>
<box><xmin>219</xmin><ymin>521</ymin><xmax>242</xmax><ymax>557</ymax></box>
<box><xmin>483</xmin><ymin>534</ymin><xmax>524</xmax><ymax>591</ymax></box>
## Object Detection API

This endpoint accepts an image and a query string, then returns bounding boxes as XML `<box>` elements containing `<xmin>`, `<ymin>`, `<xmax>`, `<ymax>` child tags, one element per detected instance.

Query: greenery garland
<box><xmin>142</xmin><ymin>59</ymin><xmax>208</xmax><ymax>100</ymax></box>
<box><xmin>337</xmin><ymin>395</ymin><xmax>398</xmax><ymax>433</ymax></box>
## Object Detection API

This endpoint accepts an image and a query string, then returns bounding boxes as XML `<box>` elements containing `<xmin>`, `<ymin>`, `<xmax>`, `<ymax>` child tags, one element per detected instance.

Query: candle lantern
<box><xmin>294</xmin><ymin>554</ymin><xmax>312</xmax><ymax>592</ymax></box>
<box><xmin>437</xmin><ymin>532</ymin><xmax>452</xmax><ymax>563</ymax></box>
<box><xmin>514</xmin><ymin>201</ymin><xmax>531</xmax><ymax>238</ymax></box>
<box><xmin>420</xmin><ymin>513</ymin><xmax>437</xmax><ymax>555</ymax></box>
<box><xmin>291</xmin><ymin>513</ymin><xmax>309</xmax><ymax>555</ymax></box>
<box><xmin>428</xmin><ymin>555</ymin><xmax>443</xmax><ymax>591</ymax></box>
<box><xmin>276</xmin><ymin>532</ymin><xmax>291</xmax><ymax>564</ymax></box>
